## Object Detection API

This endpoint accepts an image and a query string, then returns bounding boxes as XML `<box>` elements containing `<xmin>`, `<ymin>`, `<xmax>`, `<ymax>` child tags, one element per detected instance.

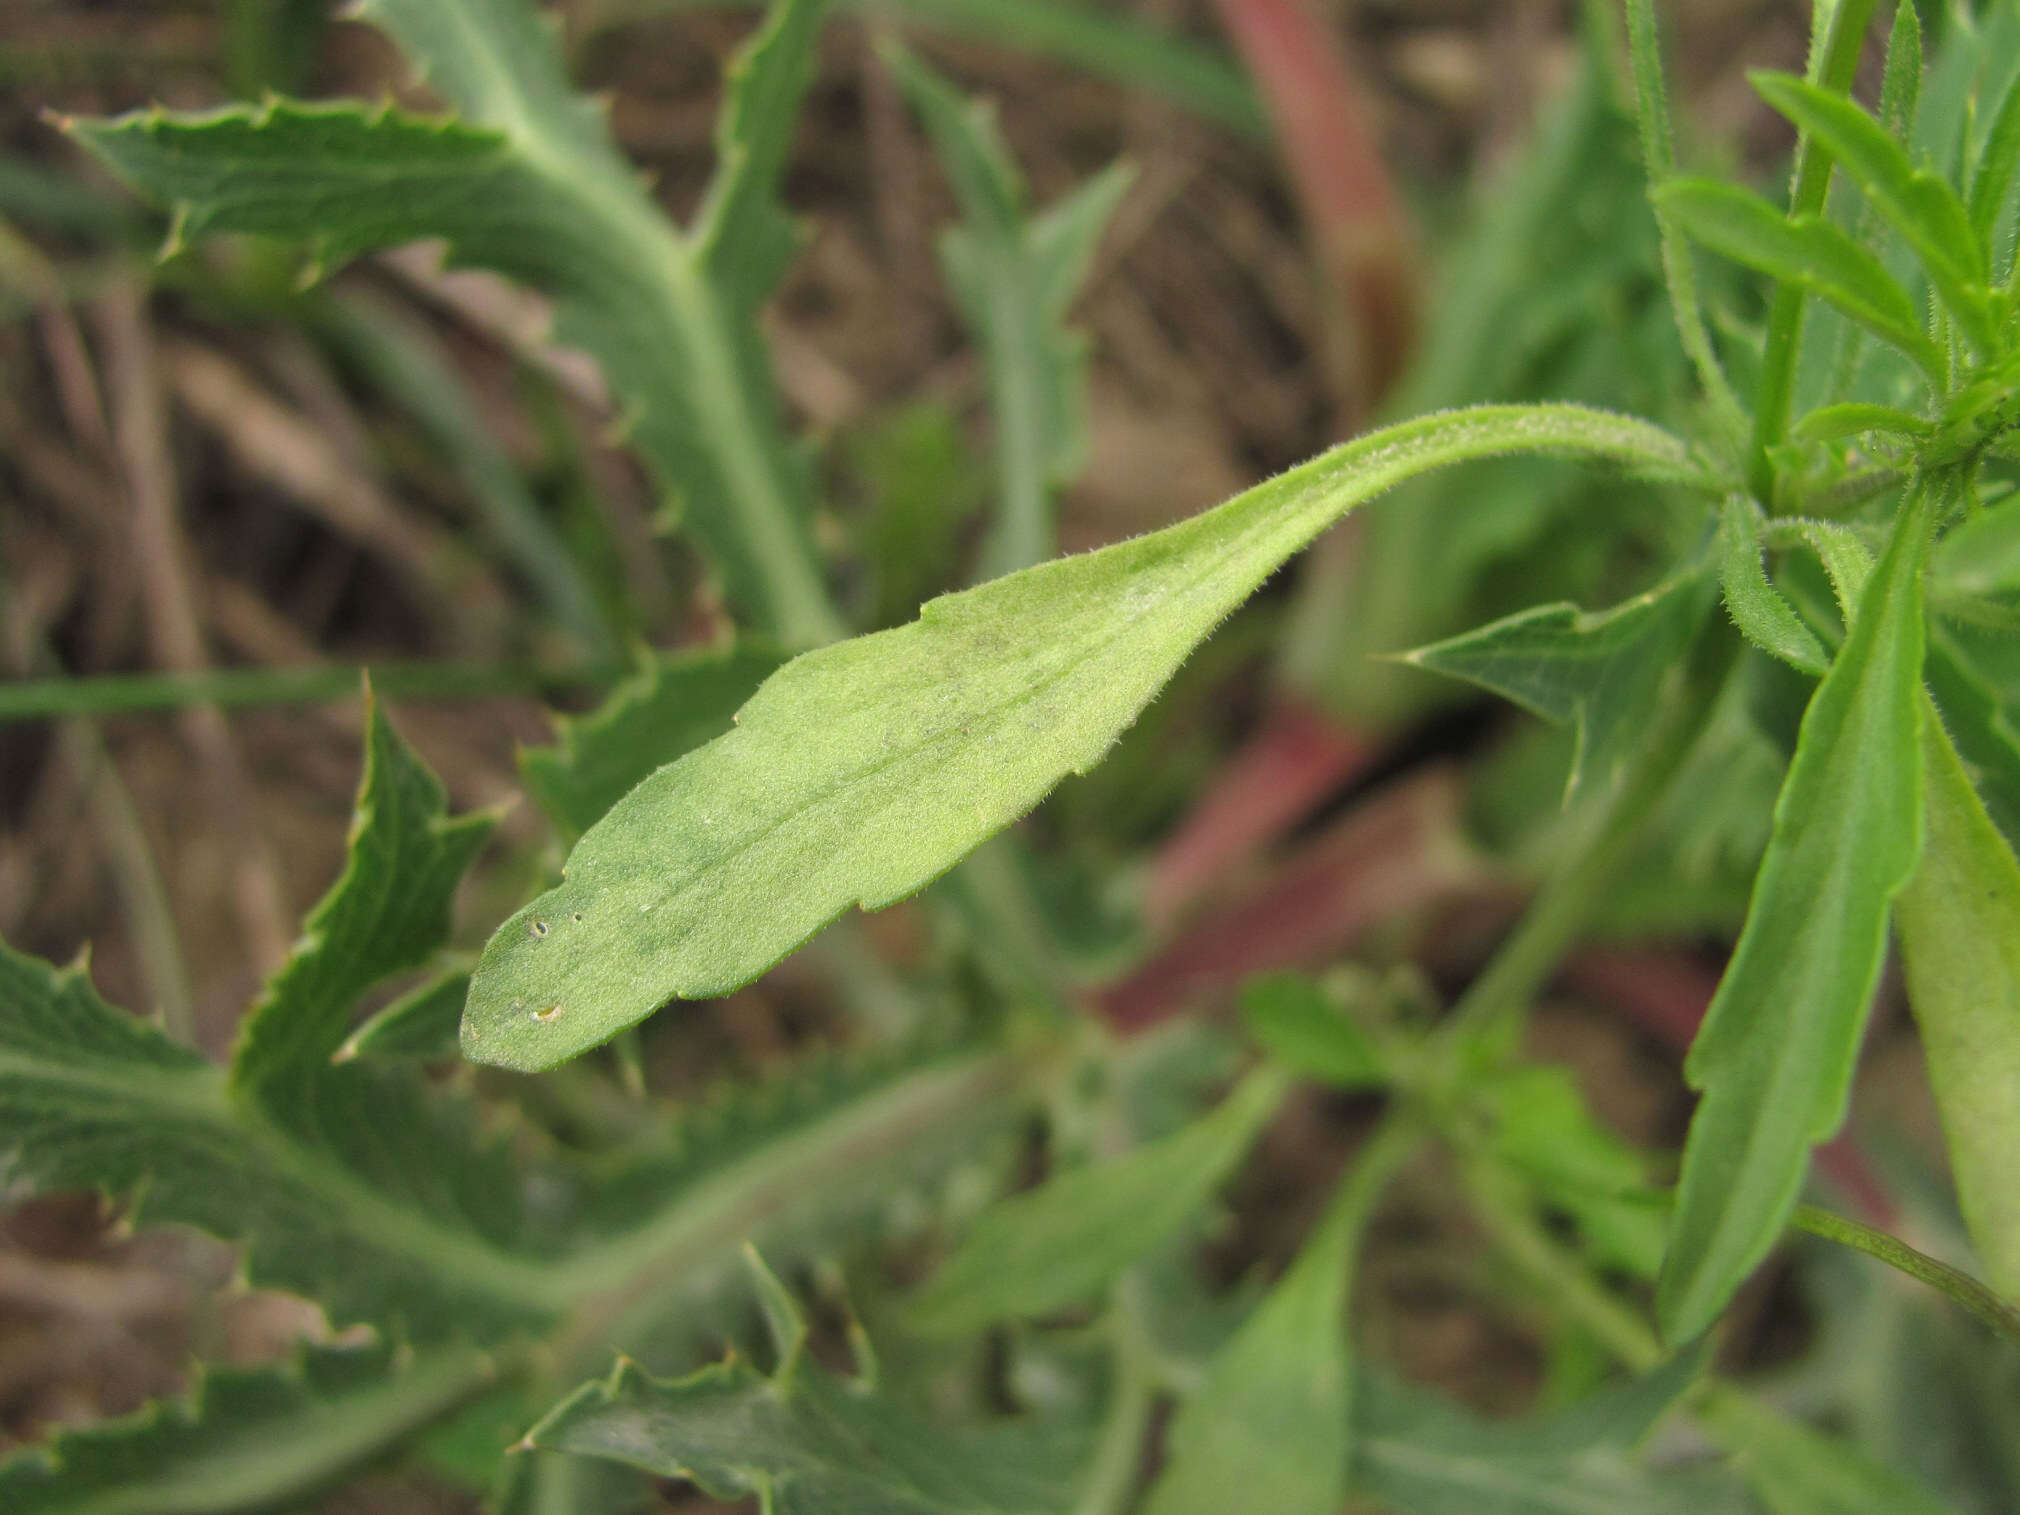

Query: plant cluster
<box><xmin>4</xmin><ymin>0</ymin><xmax>2020</xmax><ymax>1511</ymax></box>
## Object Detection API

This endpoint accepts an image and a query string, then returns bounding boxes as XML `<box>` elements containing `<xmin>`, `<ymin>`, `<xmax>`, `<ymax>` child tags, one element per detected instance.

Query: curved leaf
<box><xmin>462</xmin><ymin>403</ymin><xmax>1696</xmax><ymax>1070</ymax></box>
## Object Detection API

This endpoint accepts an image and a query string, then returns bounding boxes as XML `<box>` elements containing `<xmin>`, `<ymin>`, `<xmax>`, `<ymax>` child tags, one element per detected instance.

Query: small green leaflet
<box><xmin>463</xmin><ymin>403</ymin><xmax>1695</xmax><ymax>1070</ymax></box>
<box><xmin>1403</xmin><ymin>562</ymin><xmax>1717</xmax><ymax>801</ymax></box>
<box><xmin>908</xmin><ymin>1065</ymin><xmax>1288</xmax><ymax>1334</ymax></box>
<box><xmin>1653</xmin><ymin>178</ymin><xmax>1942</xmax><ymax>382</ymax></box>
<box><xmin>885</xmin><ymin>42</ymin><xmax>1132</xmax><ymax>578</ymax></box>
<box><xmin>1239</xmin><ymin>972</ymin><xmax>1388</xmax><ymax>1089</ymax></box>
<box><xmin>1658</xmin><ymin>485</ymin><xmax>1933</xmax><ymax>1345</ymax></box>
<box><xmin>1750</xmin><ymin>72</ymin><xmax>1997</xmax><ymax>353</ymax></box>
<box><xmin>518</xmin><ymin>641</ymin><xmax>786</xmax><ymax>839</ymax></box>
<box><xmin>1720</xmin><ymin>496</ymin><xmax>1830</xmax><ymax>676</ymax></box>
<box><xmin>69</xmin><ymin>0</ymin><xmax>841</xmax><ymax>644</ymax></box>
<box><xmin>335</xmin><ymin>969</ymin><xmax>470</xmax><ymax>1062</ymax></box>
<box><xmin>0</xmin><ymin>1344</ymin><xmax>494</xmax><ymax>1515</ymax></box>
<box><xmin>1699</xmin><ymin>1390</ymin><xmax>1965</xmax><ymax>1515</ymax></box>
<box><xmin>1892</xmin><ymin>696</ymin><xmax>2020</xmax><ymax>1295</ymax></box>
<box><xmin>527</xmin><ymin>1250</ymin><xmax>1092</xmax><ymax>1515</ymax></box>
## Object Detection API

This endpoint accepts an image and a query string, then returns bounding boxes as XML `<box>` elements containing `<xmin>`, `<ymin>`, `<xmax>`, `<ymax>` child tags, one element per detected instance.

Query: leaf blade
<box><xmin>463</xmin><ymin>403</ymin><xmax>1695</xmax><ymax>1070</ymax></box>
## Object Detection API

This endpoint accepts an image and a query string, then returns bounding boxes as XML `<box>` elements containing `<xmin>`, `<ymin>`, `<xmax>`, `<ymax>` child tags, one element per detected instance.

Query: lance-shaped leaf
<box><xmin>0</xmin><ymin>937</ymin><xmax>562</xmax><ymax>1340</ymax></box>
<box><xmin>231</xmin><ymin>695</ymin><xmax>494</xmax><ymax>1093</ymax></box>
<box><xmin>0</xmin><ymin>1344</ymin><xmax>496</xmax><ymax>1515</ymax></box>
<box><xmin>1892</xmin><ymin>695</ymin><xmax>2020</xmax><ymax>1296</ymax></box>
<box><xmin>1403</xmin><ymin>563</ymin><xmax>1717</xmax><ymax>800</ymax></box>
<box><xmin>1351</xmin><ymin>1346</ymin><xmax>1715</xmax><ymax>1515</ymax></box>
<box><xmin>1923</xmin><ymin>630</ymin><xmax>2020</xmax><ymax>847</ymax></box>
<box><xmin>885</xmin><ymin>43</ymin><xmax>1133</xmax><ymax>578</ymax></box>
<box><xmin>1968</xmin><ymin>60</ymin><xmax>2020</xmax><ymax>254</ymax></box>
<box><xmin>1699</xmin><ymin>1391</ymin><xmax>1965</xmax><ymax>1515</ymax></box>
<box><xmin>1653</xmin><ymin>178</ymin><xmax>1942</xmax><ymax>382</ymax></box>
<box><xmin>1658</xmin><ymin>486</ymin><xmax>1933</xmax><ymax>1345</ymax></box>
<box><xmin>1751</xmin><ymin>73</ymin><xmax>1997</xmax><ymax>354</ymax></box>
<box><xmin>527</xmin><ymin>1250</ymin><xmax>1092</xmax><ymax>1515</ymax></box>
<box><xmin>67</xmin><ymin>0</ymin><xmax>841</xmax><ymax>644</ymax></box>
<box><xmin>907</xmin><ymin>1065</ymin><xmax>1289</xmax><ymax>1334</ymax></box>
<box><xmin>462</xmin><ymin>403</ymin><xmax>1695</xmax><ymax>1070</ymax></box>
<box><xmin>335</xmin><ymin>968</ymin><xmax>469</xmax><ymax>1063</ymax></box>
<box><xmin>518</xmin><ymin>641</ymin><xmax>787</xmax><ymax>839</ymax></box>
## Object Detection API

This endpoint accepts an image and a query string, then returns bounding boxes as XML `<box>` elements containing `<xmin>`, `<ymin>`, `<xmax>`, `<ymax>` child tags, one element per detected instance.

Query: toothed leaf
<box><xmin>1720</xmin><ymin>495</ymin><xmax>1831</xmax><ymax>676</ymax></box>
<box><xmin>1405</xmin><ymin>563</ymin><xmax>1717</xmax><ymax>800</ymax></box>
<box><xmin>528</xmin><ymin>1254</ymin><xmax>1092</xmax><ymax>1515</ymax></box>
<box><xmin>885</xmin><ymin>43</ymin><xmax>1133</xmax><ymax>576</ymax></box>
<box><xmin>69</xmin><ymin>0</ymin><xmax>838</xmax><ymax>643</ymax></box>
<box><xmin>0</xmin><ymin>1344</ymin><xmax>494</xmax><ymax>1515</ymax></box>
<box><xmin>462</xmin><ymin>404</ymin><xmax>1693</xmax><ymax>1071</ymax></box>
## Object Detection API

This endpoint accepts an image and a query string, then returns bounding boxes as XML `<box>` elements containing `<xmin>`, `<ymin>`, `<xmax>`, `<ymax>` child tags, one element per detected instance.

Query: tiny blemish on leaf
<box><xmin>529</xmin><ymin>919</ymin><xmax>549</xmax><ymax>937</ymax></box>
<box><xmin>532</xmin><ymin>1003</ymin><xmax>564</xmax><ymax>1023</ymax></box>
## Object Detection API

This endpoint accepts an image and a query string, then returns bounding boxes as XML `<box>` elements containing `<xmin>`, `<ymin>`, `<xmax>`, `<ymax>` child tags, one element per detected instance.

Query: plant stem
<box><xmin>1748</xmin><ymin>0</ymin><xmax>1883</xmax><ymax>502</ymax></box>
<box><xmin>1792</xmin><ymin>1204</ymin><xmax>2020</xmax><ymax>1347</ymax></box>
<box><xmin>1072</xmin><ymin>1275</ymin><xmax>1161</xmax><ymax>1515</ymax></box>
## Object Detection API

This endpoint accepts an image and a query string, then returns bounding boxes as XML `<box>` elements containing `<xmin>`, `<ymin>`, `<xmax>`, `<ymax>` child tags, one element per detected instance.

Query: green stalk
<box><xmin>1748</xmin><ymin>0</ymin><xmax>1884</xmax><ymax>503</ymax></box>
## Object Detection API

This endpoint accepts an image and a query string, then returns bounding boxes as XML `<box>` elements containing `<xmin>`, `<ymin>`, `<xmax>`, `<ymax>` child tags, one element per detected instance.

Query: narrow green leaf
<box><xmin>885</xmin><ymin>43</ymin><xmax>1131</xmax><ymax>578</ymax></box>
<box><xmin>1877</xmin><ymin>0</ymin><xmax>1921</xmax><ymax>147</ymax></box>
<box><xmin>1655</xmin><ymin>178</ymin><xmax>1942</xmax><ymax>379</ymax></box>
<box><xmin>69</xmin><ymin>0</ymin><xmax>842</xmax><ymax>644</ymax></box>
<box><xmin>1923</xmin><ymin>629</ymin><xmax>2020</xmax><ymax>845</ymax></box>
<box><xmin>1892</xmin><ymin>696</ymin><xmax>2020</xmax><ymax>1295</ymax></box>
<box><xmin>1144</xmin><ymin>1120</ymin><xmax>1417</xmax><ymax>1515</ymax></box>
<box><xmin>231</xmin><ymin>696</ymin><xmax>494</xmax><ymax>1092</ymax></box>
<box><xmin>1659</xmin><ymin>485</ymin><xmax>1933</xmax><ymax>1344</ymax></box>
<box><xmin>1700</xmin><ymin>1390</ymin><xmax>1965</xmax><ymax>1515</ymax></box>
<box><xmin>1968</xmin><ymin>57</ymin><xmax>2020</xmax><ymax>256</ymax></box>
<box><xmin>0</xmin><ymin>1344</ymin><xmax>494</xmax><ymax>1515</ymax></box>
<box><xmin>907</xmin><ymin>1065</ymin><xmax>1289</xmax><ymax>1334</ymax></box>
<box><xmin>1353</xmin><ymin>1350</ymin><xmax>1716</xmax><ymax>1515</ymax></box>
<box><xmin>528</xmin><ymin>1253</ymin><xmax>1092</xmax><ymax>1515</ymax></box>
<box><xmin>1404</xmin><ymin>563</ymin><xmax>1718</xmax><ymax>800</ymax></box>
<box><xmin>335</xmin><ymin>969</ymin><xmax>470</xmax><ymax>1063</ymax></box>
<box><xmin>1720</xmin><ymin>496</ymin><xmax>1831</xmax><ymax>676</ymax></box>
<box><xmin>1752</xmin><ymin>72</ymin><xmax>1997</xmax><ymax>352</ymax></box>
<box><xmin>463</xmin><ymin>403</ymin><xmax>1696</xmax><ymax>1071</ymax></box>
<box><xmin>1239</xmin><ymin>973</ymin><xmax>1387</xmax><ymax>1089</ymax></box>
<box><xmin>517</xmin><ymin>641</ymin><xmax>786</xmax><ymax>839</ymax></box>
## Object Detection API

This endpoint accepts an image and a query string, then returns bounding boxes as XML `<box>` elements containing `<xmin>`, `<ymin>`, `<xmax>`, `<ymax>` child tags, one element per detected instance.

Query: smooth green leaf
<box><xmin>907</xmin><ymin>1065</ymin><xmax>1289</xmax><ymax>1334</ymax></box>
<box><xmin>462</xmin><ymin>404</ymin><xmax>1695</xmax><ymax>1071</ymax></box>
<box><xmin>1751</xmin><ymin>72</ymin><xmax>1996</xmax><ymax>352</ymax></box>
<box><xmin>1659</xmin><ymin>485</ymin><xmax>1933</xmax><ymax>1344</ymax></box>
<box><xmin>1352</xmin><ymin>1349</ymin><xmax>1717</xmax><ymax>1515</ymax></box>
<box><xmin>1892</xmin><ymin>696</ymin><xmax>2020</xmax><ymax>1295</ymax></box>
<box><xmin>0</xmin><ymin>1345</ymin><xmax>494</xmax><ymax>1515</ymax></box>
<box><xmin>334</xmin><ymin>969</ymin><xmax>469</xmax><ymax>1063</ymax></box>
<box><xmin>1721</xmin><ymin>496</ymin><xmax>1831</xmax><ymax>676</ymax></box>
<box><xmin>69</xmin><ymin>0</ymin><xmax>842</xmax><ymax>644</ymax></box>
<box><xmin>231</xmin><ymin>697</ymin><xmax>494</xmax><ymax>1093</ymax></box>
<box><xmin>1968</xmin><ymin>55</ymin><xmax>2020</xmax><ymax>253</ymax></box>
<box><xmin>1403</xmin><ymin>563</ymin><xmax>1718</xmax><ymax>800</ymax></box>
<box><xmin>886</xmin><ymin>43</ymin><xmax>1131</xmax><ymax>578</ymax></box>
<box><xmin>528</xmin><ymin>1252</ymin><xmax>1092</xmax><ymax>1515</ymax></box>
<box><xmin>1655</xmin><ymin>178</ymin><xmax>1942</xmax><ymax>379</ymax></box>
<box><xmin>1238</xmin><ymin>973</ymin><xmax>1387</xmax><ymax>1089</ymax></box>
<box><xmin>1701</xmin><ymin>1391</ymin><xmax>1965</xmax><ymax>1515</ymax></box>
<box><xmin>518</xmin><ymin>641</ymin><xmax>786</xmax><ymax>839</ymax></box>
<box><xmin>1480</xmin><ymin>1065</ymin><xmax>1668</xmax><ymax>1280</ymax></box>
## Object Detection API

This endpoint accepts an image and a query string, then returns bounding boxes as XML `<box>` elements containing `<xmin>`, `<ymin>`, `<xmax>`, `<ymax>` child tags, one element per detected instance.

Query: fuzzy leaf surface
<box><xmin>69</xmin><ymin>0</ymin><xmax>839</xmax><ymax>642</ymax></box>
<box><xmin>1654</xmin><ymin>178</ymin><xmax>1941</xmax><ymax>379</ymax></box>
<box><xmin>1403</xmin><ymin>564</ymin><xmax>1716</xmax><ymax>799</ymax></box>
<box><xmin>907</xmin><ymin>1066</ymin><xmax>1288</xmax><ymax>1334</ymax></box>
<box><xmin>1892</xmin><ymin>696</ymin><xmax>2020</xmax><ymax>1295</ymax></box>
<box><xmin>1659</xmin><ymin>488</ymin><xmax>1932</xmax><ymax>1344</ymax></box>
<box><xmin>1751</xmin><ymin>72</ymin><xmax>1996</xmax><ymax>352</ymax></box>
<box><xmin>0</xmin><ymin>1345</ymin><xmax>493</xmax><ymax>1515</ymax></box>
<box><xmin>1720</xmin><ymin>496</ymin><xmax>1830</xmax><ymax>675</ymax></box>
<box><xmin>518</xmin><ymin>642</ymin><xmax>787</xmax><ymax>839</ymax></box>
<box><xmin>887</xmin><ymin>43</ymin><xmax>1131</xmax><ymax>577</ymax></box>
<box><xmin>463</xmin><ymin>404</ymin><xmax>1694</xmax><ymax>1070</ymax></box>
